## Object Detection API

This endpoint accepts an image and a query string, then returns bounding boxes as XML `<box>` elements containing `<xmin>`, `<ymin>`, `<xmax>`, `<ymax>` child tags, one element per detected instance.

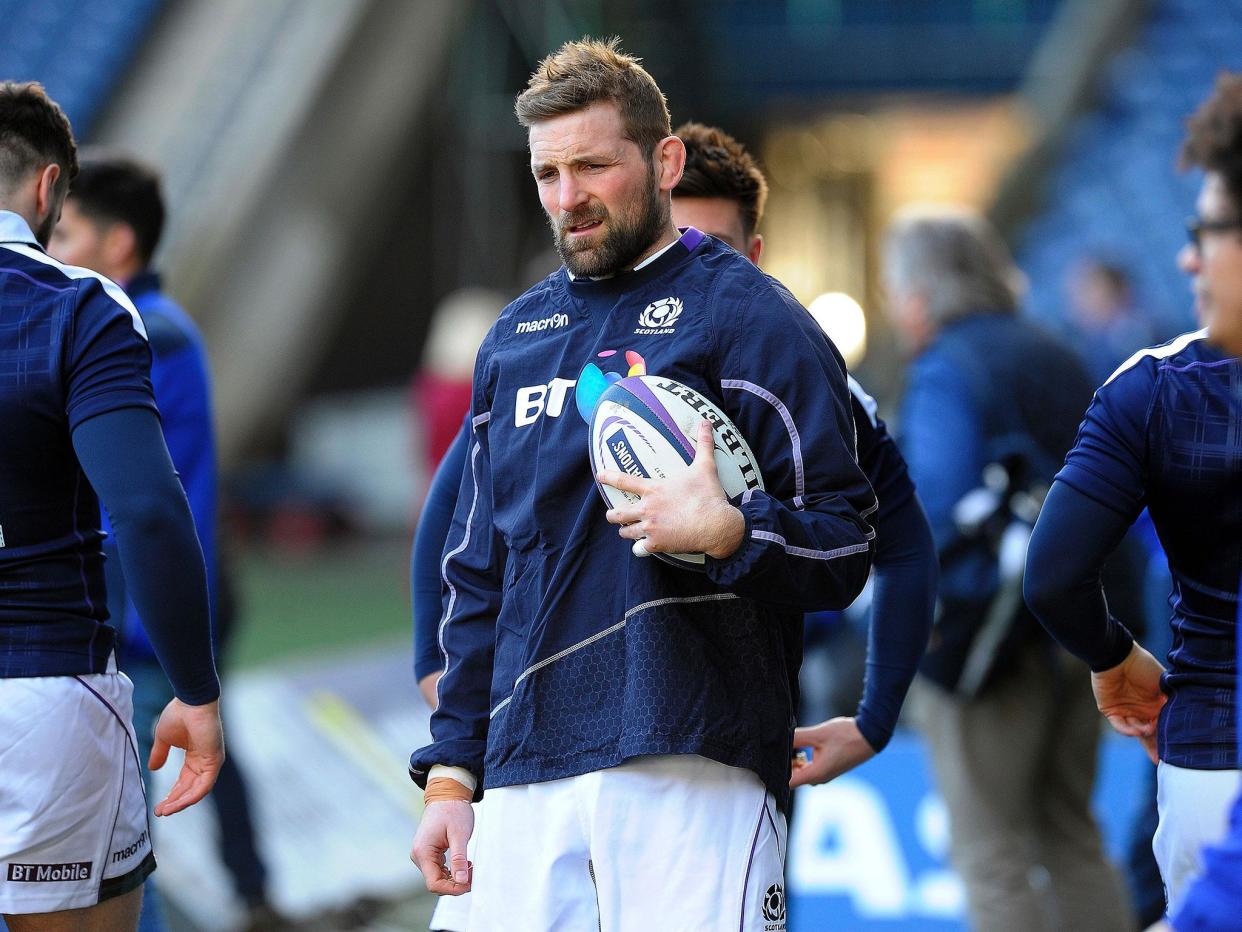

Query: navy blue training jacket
<box><xmin>408</xmin><ymin>229</ymin><xmax>877</xmax><ymax>810</ymax></box>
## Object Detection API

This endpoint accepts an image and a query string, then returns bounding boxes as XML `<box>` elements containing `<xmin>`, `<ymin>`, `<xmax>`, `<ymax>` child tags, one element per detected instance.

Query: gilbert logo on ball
<box><xmin>576</xmin><ymin>349</ymin><xmax>764</xmax><ymax>570</ymax></box>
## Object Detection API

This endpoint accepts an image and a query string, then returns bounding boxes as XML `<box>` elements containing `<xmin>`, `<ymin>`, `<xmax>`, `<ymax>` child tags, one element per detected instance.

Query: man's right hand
<box><xmin>149</xmin><ymin>697</ymin><xmax>225</xmax><ymax>816</ymax></box>
<box><xmin>1091</xmin><ymin>641</ymin><xmax>1167</xmax><ymax>764</ymax></box>
<box><xmin>411</xmin><ymin>799</ymin><xmax>475</xmax><ymax>895</ymax></box>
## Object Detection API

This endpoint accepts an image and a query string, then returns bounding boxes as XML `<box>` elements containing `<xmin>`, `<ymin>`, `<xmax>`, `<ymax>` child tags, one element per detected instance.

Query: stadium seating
<box><xmin>0</xmin><ymin>0</ymin><xmax>163</xmax><ymax>137</ymax></box>
<box><xmin>702</xmin><ymin>0</ymin><xmax>1060</xmax><ymax>96</ymax></box>
<box><xmin>1016</xmin><ymin>0</ymin><xmax>1242</xmax><ymax>337</ymax></box>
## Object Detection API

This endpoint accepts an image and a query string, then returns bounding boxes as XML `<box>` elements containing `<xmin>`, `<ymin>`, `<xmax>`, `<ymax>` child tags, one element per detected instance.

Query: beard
<box><xmin>550</xmin><ymin>169</ymin><xmax>668</xmax><ymax>278</ymax></box>
<box><xmin>33</xmin><ymin>206</ymin><xmax>57</xmax><ymax>249</ymax></box>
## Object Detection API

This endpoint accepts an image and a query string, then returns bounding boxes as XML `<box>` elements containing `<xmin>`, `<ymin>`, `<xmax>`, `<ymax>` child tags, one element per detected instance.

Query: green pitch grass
<box><xmin>226</xmin><ymin>536</ymin><xmax>412</xmax><ymax>670</ymax></box>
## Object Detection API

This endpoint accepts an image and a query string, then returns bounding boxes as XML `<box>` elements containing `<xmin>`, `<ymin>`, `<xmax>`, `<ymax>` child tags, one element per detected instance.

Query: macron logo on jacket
<box><xmin>516</xmin><ymin>312</ymin><xmax>569</xmax><ymax>335</ymax></box>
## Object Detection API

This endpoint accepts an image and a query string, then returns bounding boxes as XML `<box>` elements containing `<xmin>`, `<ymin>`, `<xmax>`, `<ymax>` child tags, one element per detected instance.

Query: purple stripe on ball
<box><xmin>618</xmin><ymin>378</ymin><xmax>695</xmax><ymax>461</ymax></box>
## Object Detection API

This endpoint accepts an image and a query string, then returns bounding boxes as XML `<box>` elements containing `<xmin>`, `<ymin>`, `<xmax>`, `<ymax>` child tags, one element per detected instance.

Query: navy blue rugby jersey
<box><xmin>1057</xmin><ymin>329</ymin><xmax>1242</xmax><ymax>768</ymax></box>
<box><xmin>0</xmin><ymin>211</ymin><xmax>155</xmax><ymax>676</ymax></box>
<box><xmin>410</xmin><ymin>229</ymin><xmax>878</xmax><ymax>810</ymax></box>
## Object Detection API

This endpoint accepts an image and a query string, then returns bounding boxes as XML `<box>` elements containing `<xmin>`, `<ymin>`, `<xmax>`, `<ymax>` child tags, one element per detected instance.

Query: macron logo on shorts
<box><xmin>7</xmin><ymin>862</ymin><xmax>92</xmax><ymax>883</ymax></box>
<box><xmin>111</xmin><ymin>828</ymin><xmax>149</xmax><ymax>863</ymax></box>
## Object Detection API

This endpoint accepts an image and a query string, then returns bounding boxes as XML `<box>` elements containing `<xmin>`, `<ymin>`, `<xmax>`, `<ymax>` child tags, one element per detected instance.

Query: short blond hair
<box><xmin>515</xmin><ymin>37</ymin><xmax>671</xmax><ymax>160</ymax></box>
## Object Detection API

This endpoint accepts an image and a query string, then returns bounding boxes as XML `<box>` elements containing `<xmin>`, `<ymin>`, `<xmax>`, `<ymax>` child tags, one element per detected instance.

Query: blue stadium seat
<box><xmin>1015</xmin><ymin>0</ymin><xmax>1229</xmax><ymax>337</ymax></box>
<box><xmin>0</xmin><ymin>0</ymin><xmax>163</xmax><ymax>137</ymax></box>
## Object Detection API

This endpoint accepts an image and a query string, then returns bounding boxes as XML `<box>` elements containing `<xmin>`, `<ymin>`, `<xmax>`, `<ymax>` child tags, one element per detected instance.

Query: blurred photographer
<box><xmin>885</xmin><ymin>206</ymin><xmax>1132</xmax><ymax>932</ymax></box>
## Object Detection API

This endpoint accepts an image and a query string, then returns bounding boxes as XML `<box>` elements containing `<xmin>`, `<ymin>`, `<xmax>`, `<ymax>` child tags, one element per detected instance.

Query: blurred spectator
<box><xmin>884</xmin><ymin>205</ymin><xmax>1132</xmax><ymax>932</ymax></box>
<box><xmin>50</xmin><ymin>156</ymin><xmax>285</xmax><ymax>932</ymax></box>
<box><xmin>409</xmin><ymin>288</ymin><xmax>503</xmax><ymax>478</ymax></box>
<box><xmin>1065</xmin><ymin>257</ymin><xmax>1155</xmax><ymax>386</ymax></box>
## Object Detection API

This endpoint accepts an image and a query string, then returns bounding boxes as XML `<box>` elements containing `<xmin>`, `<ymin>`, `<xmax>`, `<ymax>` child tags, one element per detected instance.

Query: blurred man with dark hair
<box><xmin>671</xmin><ymin>121</ymin><xmax>937</xmax><ymax>787</ymax></box>
<box><xmin>0</xmin><ymin>82</ymin><xmax>222</xmax><ymax>929</ymax></box>
<box><xmin>53</xmin><ymin>157</ymin><xmax>165</xmax><ymax>271</ymax></box>
<box><xmin>1026</xmin><ymin>72</ymin><xmax>1242</xmax><ymax>920</ymax></box>
<box><xmin>51</xmin><ymin>156</ymin><xmax>281</xmax><ymax>932</ymax></box>
<box><xmin>886</xmin><ymin>205</ymin><xmax>1131</xmax><ymax>932</ymax></box>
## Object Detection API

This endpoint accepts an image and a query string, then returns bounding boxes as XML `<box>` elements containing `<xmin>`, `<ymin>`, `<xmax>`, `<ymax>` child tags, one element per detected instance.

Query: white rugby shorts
<box><xmin>443</xmin><ymin>753</ymin><xmax>788</xmax><ymax>932</ymax></box>
<box><xmin>1154</xmin><ymin>760</ymin><xmax>1242</xmax><ymax>917</ymax></box>
<box><xmin>0</xmin><ymin>666</ymin><xmax>154</xmax><ymax>914</ymax></box>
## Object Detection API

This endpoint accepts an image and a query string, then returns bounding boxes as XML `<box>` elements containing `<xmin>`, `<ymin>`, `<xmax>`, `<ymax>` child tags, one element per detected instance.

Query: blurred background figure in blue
<box><xmin>885</xmin><ymin>205</ymin><xmax>1134</xmax><ymax>932</ymax></box>
<box><xmin>1064</xmin><ymin>257</ymin><xmax>1156</xmax><ymax>386</ymax></box>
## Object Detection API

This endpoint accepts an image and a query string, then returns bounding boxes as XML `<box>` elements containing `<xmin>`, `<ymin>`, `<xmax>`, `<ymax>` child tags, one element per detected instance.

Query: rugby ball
<box><xmin>586</xmin><ymin>374</ymin><xmax>765</xmax><ymax>570</ymax></box>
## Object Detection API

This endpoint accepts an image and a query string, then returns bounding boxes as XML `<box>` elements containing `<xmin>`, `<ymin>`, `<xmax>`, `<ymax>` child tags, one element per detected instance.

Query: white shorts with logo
<box><xmin>439</xmin><ymin>754</ymin><xmax>787</xmax><ymax>932</ymax></box>
<box><xmin>0</xmin><ymin>665</ymin><xmax>154</xmax><ymax>914</ymax></box>
<box><xmin>1154</xmin><ymin>761</ymin><xmax>1242</xmax><ymax>917</ymax></box>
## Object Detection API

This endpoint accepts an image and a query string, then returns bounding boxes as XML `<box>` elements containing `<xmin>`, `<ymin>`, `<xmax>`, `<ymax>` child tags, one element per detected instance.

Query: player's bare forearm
<box><xmin>418</xmin><ymin>671</ymin><xmax>442</xmax><ymax>710</ymax></box>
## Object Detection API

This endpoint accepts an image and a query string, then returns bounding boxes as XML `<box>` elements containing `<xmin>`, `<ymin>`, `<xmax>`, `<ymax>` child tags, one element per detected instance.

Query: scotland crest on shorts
<box><xmin>762</xmin><ymin>881</ymin><xmax>787</xmax><ymax>928</ymax></box>
<box><xmin>635</xmin><ymin>296</ymin><xmax>682</xmax><ymax>334</ymax></box>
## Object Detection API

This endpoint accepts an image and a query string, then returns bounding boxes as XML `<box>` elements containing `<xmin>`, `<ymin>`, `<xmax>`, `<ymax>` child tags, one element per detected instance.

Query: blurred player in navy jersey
<box><xmin>408</xmin><ymin>39</ymin><xmax>876</xmax><ymax>930</ymax></box>
<box><xmin>0</xmin><ymin>82</ymin><xmax>222</xmax><ymax>930</ymax></box>
<box><xmin>668</xmin><ymin>121</ymin><xmax>936</xmax><ymax>785</ymax></box>
<box><xmin>1025</xmin><ymin>73</ymin><xmax>1242</xmax><ymax>919</ymax></box>
<box><xmin>50</xmin><ymin>156</ymin><xmax>282</xmax><ymax>932</ymax></box>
